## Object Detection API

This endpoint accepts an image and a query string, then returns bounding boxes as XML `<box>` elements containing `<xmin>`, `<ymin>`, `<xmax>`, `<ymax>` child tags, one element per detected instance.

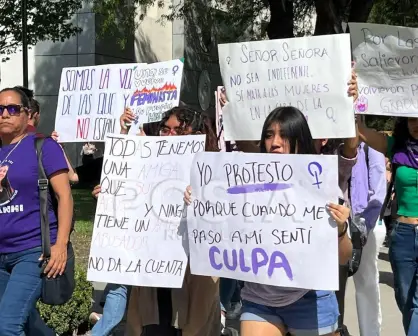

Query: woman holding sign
<box><xmin>92</xmin><ymin>106</ymin><xmax>222</xmax><ymax>336</ymax></box>
<box><xmin>184</xmin><ymin>105</ymin><xmax>354</xmax><ymax>336</ymax></box>
<box><xmin>125</xmin><ymin>106</ymin><xmax>222</xmax><ymax>336</ymax></box>
<box><xmin>356</xmin><ymin>117</ymin><xmax>418</xmax><ymax>335</ymax></box>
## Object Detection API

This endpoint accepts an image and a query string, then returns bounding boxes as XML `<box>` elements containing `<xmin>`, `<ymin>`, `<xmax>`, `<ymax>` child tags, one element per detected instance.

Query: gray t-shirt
<box><xmin>241</xmin><ymin>283</ymin><xmax>308</xmax><ymax>307</ymax></box>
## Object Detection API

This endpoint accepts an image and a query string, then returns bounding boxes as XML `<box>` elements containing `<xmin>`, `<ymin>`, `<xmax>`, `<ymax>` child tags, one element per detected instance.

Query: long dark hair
<box><xmin>159</xmin><ymin>106</ymin><xmax>219</xmax><ymax>152</ymax></box>
<box><xmin>260</xmin><ymin>106</ymin><xmax>317</xmax><ymax>155</ymax></box>
<box><xmin>392</xmin><ymin>117</ymin><xmax>411</xmax><ymax>152</ymax></box>
<box><xmin>0</xmin><ymin>87</ymin><xmax>30</xmax><ymax>109</ymax></box>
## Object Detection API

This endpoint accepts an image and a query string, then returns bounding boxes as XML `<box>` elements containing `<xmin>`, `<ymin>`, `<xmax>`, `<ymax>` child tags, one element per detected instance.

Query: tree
<box><xmin>92</xmin><ymin>0</ymin><xmax>417</xmax><ymax>132</ymax></box>
<box><xmin>369</xmin><ymin>0</ymin><xmax>418</xmax><ymax>27</ymax></box>
<box><xmin>1</xmin><ymin>0</ymin><xmax>83</xmax><ymax>61</ymax></box>
<box><xmin>92</xmin><ymin>0</ymin><xmax>377</xmax><ymax>46</ymax></box>
<box><xmin>365</xmin><ymin>0</ymin><xmax>418</xmax><ymax>130</ymax></box>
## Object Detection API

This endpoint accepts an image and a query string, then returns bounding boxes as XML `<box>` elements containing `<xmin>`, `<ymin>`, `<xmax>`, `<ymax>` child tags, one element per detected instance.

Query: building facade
<box><xmin>0</xmin><ymin>0</ymin><xmax>223</xmax><ymax>166</ymax></box>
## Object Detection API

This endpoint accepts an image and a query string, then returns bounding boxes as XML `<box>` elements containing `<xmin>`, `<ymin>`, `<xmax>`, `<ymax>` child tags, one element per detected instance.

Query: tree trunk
<box><xmin>348</xmin><ymin>0</ymin><xmax>375</xmax><ymax>24</ymax></box>
<box><xmin>267</xmin><ymin>0</ymin><xmax>294</xmax><ymax>39</ymax></box>
<box><xmin>314</xmin><ymin>0</ymin><xmax>347</xmax><ymax>35</ymax></box>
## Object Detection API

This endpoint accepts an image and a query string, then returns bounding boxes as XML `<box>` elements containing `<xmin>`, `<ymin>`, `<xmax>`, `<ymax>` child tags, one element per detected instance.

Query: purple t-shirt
<box><xmin>0</xmin><ymin>134</ymin><xmax>68</xmax><ymax>253</ymax></box>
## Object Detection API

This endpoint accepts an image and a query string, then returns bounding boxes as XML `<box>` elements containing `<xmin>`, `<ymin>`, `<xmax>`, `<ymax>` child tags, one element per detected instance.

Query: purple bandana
<box><xmin>392</xmin><ymin>139</ymin><xmax>418</xmax><ymax>169</ymax></box>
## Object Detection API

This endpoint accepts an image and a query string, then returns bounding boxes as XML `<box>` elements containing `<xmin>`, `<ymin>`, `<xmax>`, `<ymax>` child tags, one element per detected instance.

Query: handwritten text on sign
<box><xmin>87</xmin><ymin>134</ymin><xmax>205</xmax><ymax>288</ymax></box>
<box><xmin>350</xmin><ymin>23</ymin><xmax>418</xmax><ymax>117</ymax></box>
<box><xmin>218</xmin><ymin>35</ymin><xmax>355</xmax><ymax>140</ymax></box>
<box><xmin>55</xmin><ymin>63</ymin><xmax>143</xmax><ymax>142</ymax></box>
<box><xmin>187</xmin><ymin>152</ymin><xmax>339</xmax><ymax>290</ymax></box>
<box><xmin>128</xmin><ymin>59</ymin><xmax>184</xmax><ymax>135</ymax></box>
<box><xmin>55</xmin><ymin>60</ymin><xmax>183</xmax><ymax>142</ymax></box>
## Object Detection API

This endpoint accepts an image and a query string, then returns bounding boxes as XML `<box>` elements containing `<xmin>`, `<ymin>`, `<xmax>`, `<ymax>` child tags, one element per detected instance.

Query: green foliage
<box><xmin>366</xmin><ymin>115</ymin><xmax>396</xmax><ymax>131</ymax></box>
<box><xmin>92</xmin><ymin>0</ymin><xmax>377</xmax><ymax>49</ymax></box>
<box><xmin>1</xmin><ymin>0</ymin><xmax>83</xmax><ymax>61</ymax></box>
<box><xmin>37</xmin><ymin>266</ymin><xmax>93</xmax><ymax>335</ymax></box>
<box><xmin>91</xmin><ymin>0</ymin><xmax>258</xmax><ymax>47</ymax></box>
<box><xmin>369</xmin><ymin>0</ymin><xmax>418</xmax><ymax>27</ymax></box>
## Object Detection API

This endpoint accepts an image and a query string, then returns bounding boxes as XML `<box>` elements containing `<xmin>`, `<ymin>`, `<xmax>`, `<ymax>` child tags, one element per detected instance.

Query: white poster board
<box><xmin>187</xmin><ymin>152</ymin><xmax>339</xmax><ymax>290</ymax></box>
<box><xmin>55</xmin><ymin>63</ymin><xmax>144</xmax><ymax>142</ymax></box>
<box><xmin>55</xmin><ymin>60</ymin><xmax>183</xmax><ymax>142</ymax></box>
<box><xmin>128</xmin><ymin>59</ymin><xmax>184</xmax><ymax>135</ymax></box>
<box><xmin>218</xmin><ymin>34</ymin><xmax>355</xmax><ymax>141</ymax></box>
<box><xmin>350</xmin><ymin>23</ymin><xmax>418</xmax><ymax>117</ymax></box>
<box><xmin>87</xmin><ymin>134</ymin><xmax>205</xmax><ymax>288</ymax></box>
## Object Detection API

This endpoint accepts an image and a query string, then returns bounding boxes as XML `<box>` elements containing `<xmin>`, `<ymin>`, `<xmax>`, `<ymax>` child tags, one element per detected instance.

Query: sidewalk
<box><xmin>343</xmin><ymin>246</ymin><xmax>403</xmax><ymax>336</ymax></box>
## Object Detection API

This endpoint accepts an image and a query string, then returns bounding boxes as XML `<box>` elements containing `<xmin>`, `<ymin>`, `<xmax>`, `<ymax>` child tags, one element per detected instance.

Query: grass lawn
<box><xmin>72</xmin><ymin>188</ymin><xmax>95</xmax><ymax>270</ymax></box>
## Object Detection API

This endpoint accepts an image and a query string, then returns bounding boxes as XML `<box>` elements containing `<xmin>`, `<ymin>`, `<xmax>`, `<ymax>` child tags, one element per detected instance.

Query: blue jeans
<box><xmin>389</xmin><ymin>222</ymin><xmax>418</xmax><ymax>335</ymax></box>
<box><xmin>241</xmin><ymin>291</ymin><xmax>339</xmax><ymax>336</ymax></box>
<box><xmin>0</xmin><ymin>246</ymin><xmax>43</xmax><ymax>336</ymax></box>
<box><xmin>26</xmin><ymin>309</ymin><xmax>55</xmax><ymax>336</ymax></box>
<box><xmin>92</xmin><ymin>284</ymin><xmax>131</xmax><ymax>336</ymax></box>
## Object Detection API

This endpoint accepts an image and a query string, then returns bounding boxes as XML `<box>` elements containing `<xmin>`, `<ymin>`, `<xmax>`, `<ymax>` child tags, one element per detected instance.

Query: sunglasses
<box><xmin>0</xmin><ymin>104</ymin><xmax>25</xmax><ymax>116</ymax></box>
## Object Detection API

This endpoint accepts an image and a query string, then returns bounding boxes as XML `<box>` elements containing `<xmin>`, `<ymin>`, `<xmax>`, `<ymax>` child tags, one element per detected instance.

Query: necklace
<box><xmin>0</xmin><ymin>134</ymin><xmax>27</xmax><ymax>165</ymax></box>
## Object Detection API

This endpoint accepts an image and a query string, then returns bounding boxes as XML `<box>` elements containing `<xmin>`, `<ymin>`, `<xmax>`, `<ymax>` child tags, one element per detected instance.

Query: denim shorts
<box><xmin>241</xmin><ymin>290</ymin><xmax>339</xmax><ymax>336</ymax></box>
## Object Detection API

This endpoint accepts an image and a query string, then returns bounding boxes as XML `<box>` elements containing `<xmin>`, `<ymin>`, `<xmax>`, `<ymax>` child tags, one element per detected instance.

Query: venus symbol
<box><xmin>308</xmin><ymin>162</ymin><xmax>323</xmax><ymax>189</ymax></box>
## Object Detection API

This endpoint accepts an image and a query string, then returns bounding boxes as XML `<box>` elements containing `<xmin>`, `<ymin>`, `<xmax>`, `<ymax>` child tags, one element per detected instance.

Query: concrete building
<box><xmin>0</xmin><ymin>0</ymin><xmax>224</xmax><ymax>166</ymax></box>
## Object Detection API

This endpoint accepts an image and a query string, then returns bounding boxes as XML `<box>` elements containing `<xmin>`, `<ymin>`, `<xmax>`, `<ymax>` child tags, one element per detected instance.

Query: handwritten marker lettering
<box><xmin>188</xmin><ymin>153</ymin><xmax>339</xmax><ymax>290</ymax></box>
<box><xmin>308</xmin><ymin>161</ymin><xmax>323</xmax><ymax>189</ymax></box>
<box><xmin>172</xmin><ymin>65</ymin><xmax>179</xmax><ymax>76</ymax></box>
<box><xmin>326</xmin><ymin>107</ymin><xmax>336</xmax><ymax>123</ymax></box>
<box><xmin>226</xmin><ymin>57</ymin><xmax>231</xmax><ymax>65</ymax></box>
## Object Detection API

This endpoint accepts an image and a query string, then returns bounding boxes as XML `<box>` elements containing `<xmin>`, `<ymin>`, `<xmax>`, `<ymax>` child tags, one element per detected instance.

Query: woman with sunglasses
<box><xmin>0</xmin><ymin>87</ymin><xmax>73</xmax><ymax>335</ymax></box>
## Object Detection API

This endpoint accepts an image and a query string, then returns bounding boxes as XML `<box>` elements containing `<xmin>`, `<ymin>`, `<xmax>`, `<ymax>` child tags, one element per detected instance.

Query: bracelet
<box><xmin>338</xmin><ymin>222</ymin><xmax>348</xmax><ymax>238</ymax></box>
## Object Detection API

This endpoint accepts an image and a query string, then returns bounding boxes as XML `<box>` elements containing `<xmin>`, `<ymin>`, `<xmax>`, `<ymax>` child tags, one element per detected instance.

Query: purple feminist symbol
<box><xmin>308</xmin><ymin>162</ymin><xmax>322</xmax><ymax>189</ymax></box>
<box><xmin>172</xmin><ymin>65</ymin><xmax>179</xmax><ymax>76</ymax></box>
<box><xmin>356</xmin><ymin>96</ymin><xmax>368</xmax><ymax>113</ymax></box>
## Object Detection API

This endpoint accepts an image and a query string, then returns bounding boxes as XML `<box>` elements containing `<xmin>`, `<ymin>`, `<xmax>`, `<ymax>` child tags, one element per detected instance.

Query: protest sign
<box><xmin>128</xmin><ymin>59</ymin><xmax>184</xmax><ymax>135</ymax></box>
<box><xmin>55</xmin><ymin>60</ymin><xmax>183</xmax><ymax>142</ymax></box>
<box><xmin>218</xmin><ymin>34</ymin><xmax>355</xmax><ymax>140</ymax></box>
<box><xmin>55</xmin><ymin>63</ymin><xmax>144</xmax><ymax>142</ymax></box>
<box><xmin>187</xmin><ymin>152</ymin><xmax>339</xmax><ymax>290</ymax></box>
<box><xmin>350</xmin><ymin>23</ymin><xmax>418</xmax><ymax>117</ymax></box>
<box><xmin>87</xmin><ymin>134</ymin><xmax>205</xmax><ymax>288</ymax></box>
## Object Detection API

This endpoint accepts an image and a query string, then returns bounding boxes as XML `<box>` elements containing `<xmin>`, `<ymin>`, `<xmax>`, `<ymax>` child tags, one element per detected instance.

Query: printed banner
<box><xmin>218</xmin><ymin>34</ymin><xmax>355</xmax><ymax>140</ymax></box>
<box><xmin>350</xmin><ymin>23</ymin><xmax>418</xmax><ymax>117</ymax></box>
<box><xmin>55</xmin><ymin>60</ymin><xmax>183</xmax><ymax>142</ymax></box>
<box><xmin>187</xmin><ymin>152</ymin><xmax>339</xmax><ymax>290</ymax></box>
<box><xmin>87</xmin><ymin>134</ymin><xmax>205</xmax><ymax>288</ymax></box>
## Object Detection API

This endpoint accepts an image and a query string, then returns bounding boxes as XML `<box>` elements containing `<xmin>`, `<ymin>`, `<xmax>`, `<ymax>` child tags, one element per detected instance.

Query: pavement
<box><xmin>343</xmin><ymin>246</ymin><xmax>403</xmax><ymax>336</ymax></box>
<box><xmin>91</xmin><ymin>246</ymin><xmax>403</xmax><ymax>336</ymax></box>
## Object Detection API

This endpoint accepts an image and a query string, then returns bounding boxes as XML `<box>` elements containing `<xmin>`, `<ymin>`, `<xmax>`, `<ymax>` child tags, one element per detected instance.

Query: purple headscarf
<box><xmin>392</xmin><ymin>139</ymin><xmax>418</xmax><ymax>169</ymax></box>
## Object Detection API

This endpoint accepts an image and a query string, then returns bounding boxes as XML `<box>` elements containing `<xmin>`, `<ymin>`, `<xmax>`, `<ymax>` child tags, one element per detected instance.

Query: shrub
<box><xmin>37</xmin><ymin>265</ymin><xmax>93</xmax><ymax>335</ymax></box>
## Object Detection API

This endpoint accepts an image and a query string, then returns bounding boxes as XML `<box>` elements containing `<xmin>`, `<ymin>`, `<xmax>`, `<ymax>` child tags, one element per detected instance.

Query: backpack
<box><xmin>347</xmin><ymin>144</ymin><xmax>369</xmax><ymax>277</ymax></box>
